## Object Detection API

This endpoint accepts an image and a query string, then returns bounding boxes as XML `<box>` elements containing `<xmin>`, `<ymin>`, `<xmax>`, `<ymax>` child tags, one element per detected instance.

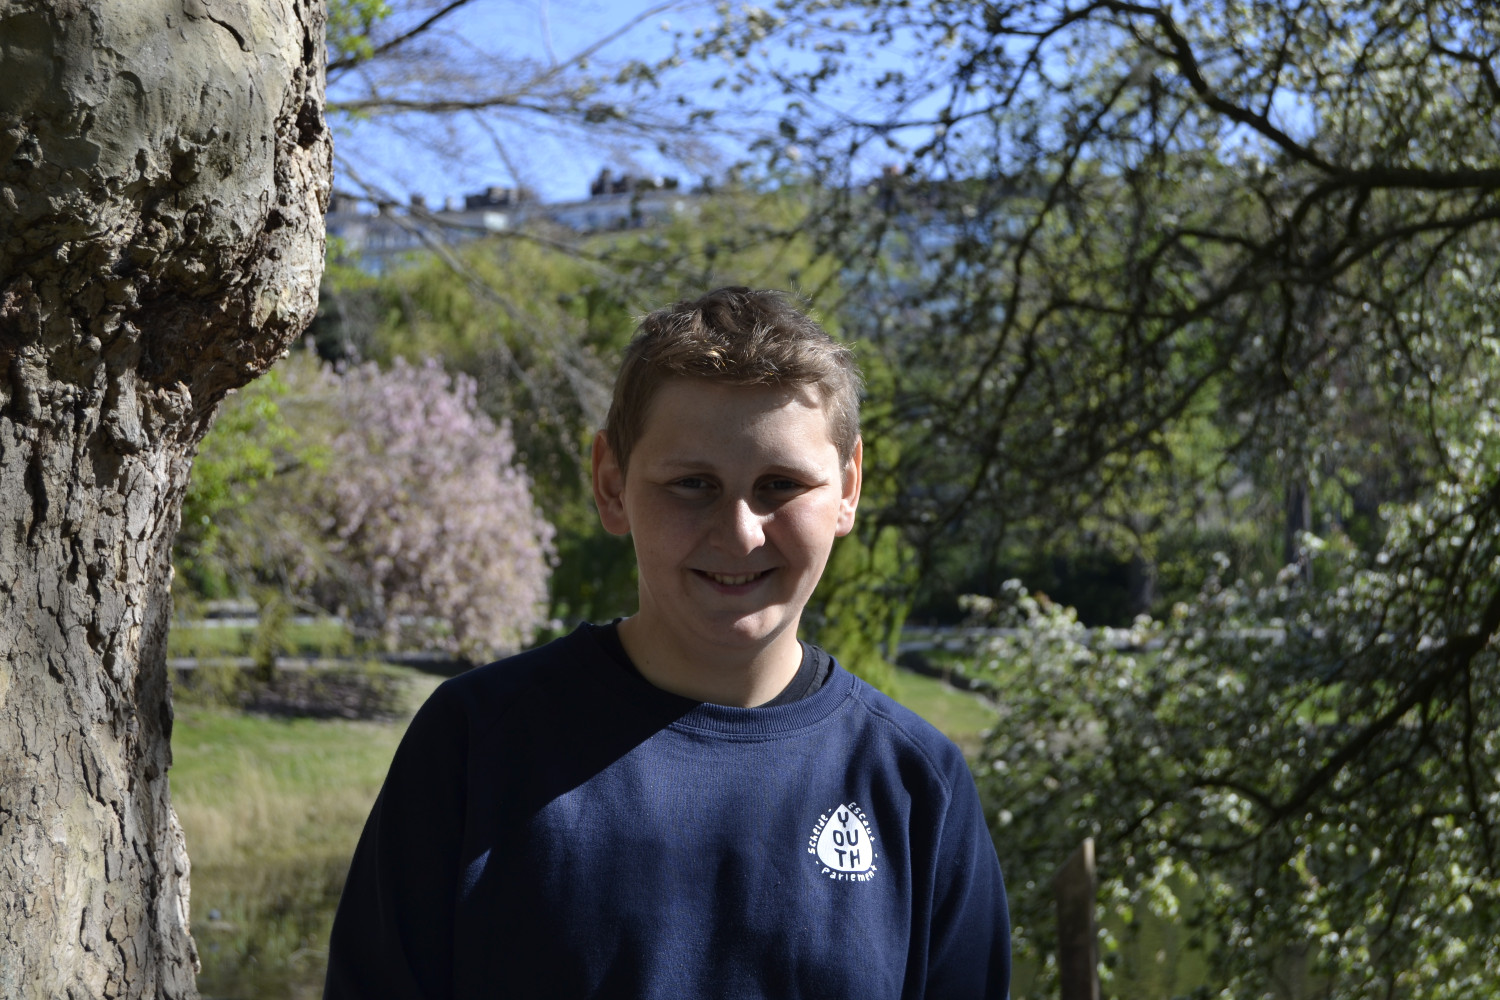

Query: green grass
<box><xmin>890</xmin><ymin>668</ymin><xmax>1000</xmax><ymax>757</ymax></box>
<box><xmin>168</xmin><ymin>618</ymin><xmax>356</xmax><ymax>659</ymax></box>
<box><xmin>171</xmin><ymin>692</ymin><xmax>428</xmax><ymax>862</ymax></box>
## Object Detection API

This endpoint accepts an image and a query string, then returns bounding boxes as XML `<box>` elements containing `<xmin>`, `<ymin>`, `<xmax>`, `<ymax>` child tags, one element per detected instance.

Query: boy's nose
<box><xmin>715</xmin><ymin>497</ymin><xmax>765</xmax><ymax>554</ymax></box>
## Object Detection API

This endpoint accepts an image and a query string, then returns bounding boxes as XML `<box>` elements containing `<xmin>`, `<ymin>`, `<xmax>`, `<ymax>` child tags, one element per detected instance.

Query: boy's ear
<box><xmin>836</xmin><ymin>437</ymin><xmax>863</xmax><ymax>538</ymax></box>
<box><xmin>592</xmin><ymin>431</ymin><xmax>631</xmax><ymax>536</ymax></box>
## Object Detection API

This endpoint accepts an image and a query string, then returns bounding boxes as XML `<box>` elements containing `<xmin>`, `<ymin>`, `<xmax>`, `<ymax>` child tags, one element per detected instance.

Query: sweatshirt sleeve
<box><xmin>924</xmin><ymin>756</ymin><xmax>1011</xmax><ymax>999</ymax></box>
<box><xmin>323</xmin><ymin>683</ymin><xmax>470</xmax><ymax>1000</ymax></box>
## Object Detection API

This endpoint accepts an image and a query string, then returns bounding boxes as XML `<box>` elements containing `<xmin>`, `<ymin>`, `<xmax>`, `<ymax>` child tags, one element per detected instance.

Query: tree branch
<box><xmin>1269</xmin><ymin>565</ymin><xmax>1500</xmax><ymax>825</ymax></box>
<box><xmin>1099</xmin><ymin>0</ymin><xmax>1338</xmax><ymax>174</ymax></box>
<box><xmin>329</xmin><ymin>0</ymin><xmax>477</xmax><ymax>76</ymax></box>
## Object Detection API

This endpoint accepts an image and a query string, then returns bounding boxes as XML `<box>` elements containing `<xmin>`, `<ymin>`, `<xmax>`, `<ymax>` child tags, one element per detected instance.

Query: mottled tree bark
<box><xmin>0</xmin><ymin>2</ymin><xmax>329</xmax><ymax>996</ymax></box>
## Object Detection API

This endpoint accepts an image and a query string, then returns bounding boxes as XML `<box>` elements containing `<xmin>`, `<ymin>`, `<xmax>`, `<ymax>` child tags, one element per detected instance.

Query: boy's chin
<box><xmin>692</xmin><ymin>609</ymin><xmax>804</xmax><ymax>653</ymax></box>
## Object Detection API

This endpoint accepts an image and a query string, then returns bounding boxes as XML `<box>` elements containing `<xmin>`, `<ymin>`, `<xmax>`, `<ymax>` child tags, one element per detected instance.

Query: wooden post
<box><xmin>1054</xmin><ymin>838</ymin><xmax>1100</xmax><ymax>1000</ymax></box>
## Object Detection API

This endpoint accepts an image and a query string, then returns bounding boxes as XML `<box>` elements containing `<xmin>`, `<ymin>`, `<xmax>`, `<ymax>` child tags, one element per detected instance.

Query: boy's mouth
<box><xmin>699</xmin><ymin>569</ymin><xmax>772</xmax><ymax>587</ymax></box>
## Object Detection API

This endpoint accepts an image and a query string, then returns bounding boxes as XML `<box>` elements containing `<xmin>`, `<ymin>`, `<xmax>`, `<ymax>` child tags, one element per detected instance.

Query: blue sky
<box><xmin>326</xmin><ymin>0</ymin><xmax>956</xmax><ymax>209</ymax></box>
<box><xmin>328</xmin><ymin>0</ymin><xmax>744</xmax><ymax>207</ymax></box>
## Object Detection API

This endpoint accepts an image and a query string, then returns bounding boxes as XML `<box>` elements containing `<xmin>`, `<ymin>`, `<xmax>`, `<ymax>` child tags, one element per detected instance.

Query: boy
<box><xmin>324</xmin><ymin>287</ymin><xmax>1010</xmax><ymax>998</ymax></box>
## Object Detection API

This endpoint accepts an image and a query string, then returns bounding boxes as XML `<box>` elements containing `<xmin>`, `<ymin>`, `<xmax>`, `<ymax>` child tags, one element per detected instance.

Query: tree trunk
<box><xmin>1283</xmin><ymin>474</ymin><xmax>1313</xmax><ymax>582</ymax></box>
<box><xmin>1125</xmin><ymin>551</ymin><xmax>1156</xmax><ymax>620</ymax></box>
<box><xmin>0</xmin><ymin>2</ymin><xmax>329</xmax><ymax>996</ymax></box>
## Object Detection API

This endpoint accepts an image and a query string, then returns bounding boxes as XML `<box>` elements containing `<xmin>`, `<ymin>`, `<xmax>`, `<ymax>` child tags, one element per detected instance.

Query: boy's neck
<box><xmin>615</xmin><ymin>616</ymin><xmax>803</xmax><ymax>708</ymax></box>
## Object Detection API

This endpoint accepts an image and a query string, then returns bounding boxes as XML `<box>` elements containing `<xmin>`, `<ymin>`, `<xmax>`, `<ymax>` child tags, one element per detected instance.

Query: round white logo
<box><xmin>807</xmin><ymin>802</ymin><xmax>878</xmax><ymax>882</ymax></box>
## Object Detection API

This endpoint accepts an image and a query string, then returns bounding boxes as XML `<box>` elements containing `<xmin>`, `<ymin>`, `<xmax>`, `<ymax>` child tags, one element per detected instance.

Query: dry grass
<box><xmin>170</xmin><ymin>671</ymin><xmax>440</xmax><ymax>999</ymax></box>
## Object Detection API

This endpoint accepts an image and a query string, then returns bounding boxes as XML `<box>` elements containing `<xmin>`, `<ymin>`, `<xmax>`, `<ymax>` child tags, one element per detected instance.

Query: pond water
<box><xmin>192</xmin><ymin>855</ymin><xmax>347</xmax><ymax>1000</ymax></box>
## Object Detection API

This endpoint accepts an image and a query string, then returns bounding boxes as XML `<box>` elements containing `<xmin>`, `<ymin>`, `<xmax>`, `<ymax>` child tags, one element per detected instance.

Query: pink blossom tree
<box><xmin>312</xmin><ymin>357</ymin><xmax>555</xmax><ymax>660</ymax></box>
<box><xmin>188</xmin><ymin>351</ymin><xmax>556</xmax><ymax>661</ymax></box>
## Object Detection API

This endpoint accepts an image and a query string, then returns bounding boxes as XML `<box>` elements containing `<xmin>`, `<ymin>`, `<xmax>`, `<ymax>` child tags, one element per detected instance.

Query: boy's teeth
<box><xmin>709</xmin><ymin>571</ymin><xmax>760</xmax><ymax>585</ymax></box>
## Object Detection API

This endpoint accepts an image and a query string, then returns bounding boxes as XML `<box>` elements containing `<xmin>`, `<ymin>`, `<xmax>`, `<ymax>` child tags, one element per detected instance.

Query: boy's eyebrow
<box><xmin>653</xmin><ymin>457</ymin><xmax>720</xmax><ymax>472</ymax></box>
<box><xmin>653</xmin><ymin>456</ymin><xmax>831</xmax><ymax>480</ymax></box>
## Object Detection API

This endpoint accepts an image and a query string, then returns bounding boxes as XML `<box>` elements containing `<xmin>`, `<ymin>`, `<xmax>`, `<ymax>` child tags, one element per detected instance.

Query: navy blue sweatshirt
<box><xmin>324</xmin><ymin>624</ymin><xmax>1010</xmax><ymax>998</ymax></box>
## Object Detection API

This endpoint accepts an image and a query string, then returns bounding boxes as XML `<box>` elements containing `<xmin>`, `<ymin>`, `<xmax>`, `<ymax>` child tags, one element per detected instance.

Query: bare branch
<box><xmin>329</xmin><ymin>0</ymin><xmax>478</xmax><ymax>76</ymax></box>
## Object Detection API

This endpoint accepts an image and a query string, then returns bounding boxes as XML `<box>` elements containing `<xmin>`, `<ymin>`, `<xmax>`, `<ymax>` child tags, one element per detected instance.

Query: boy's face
<box><xmin>593</xmin><ymin>378</ymin><xmax>861</xmax><ymax>670</ymax></box>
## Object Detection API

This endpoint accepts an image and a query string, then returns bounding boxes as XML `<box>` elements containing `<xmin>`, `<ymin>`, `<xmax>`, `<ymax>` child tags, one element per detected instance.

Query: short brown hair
<box><xmin>604</xmin><ymin>287</ymin><xmax>862</xmax><ymax>474</ymax></box>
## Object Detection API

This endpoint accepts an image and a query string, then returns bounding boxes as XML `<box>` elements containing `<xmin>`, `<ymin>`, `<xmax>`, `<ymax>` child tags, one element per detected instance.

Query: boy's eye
<box><xmin>762</xmin><ymin>478</ymin><xmax>805</xmax><ymax>494</ymax></box>
<box><xmin>671</xmin><ymin>476</ymin><xmax>712</xmax><ymax>491</ymax></box>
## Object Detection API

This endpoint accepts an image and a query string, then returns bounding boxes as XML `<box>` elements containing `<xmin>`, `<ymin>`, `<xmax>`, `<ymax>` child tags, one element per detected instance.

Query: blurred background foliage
<box><xmin>173</xmin><ymin>0</ymin><xmax>1500</xmax><ymax>997</ymax></box>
